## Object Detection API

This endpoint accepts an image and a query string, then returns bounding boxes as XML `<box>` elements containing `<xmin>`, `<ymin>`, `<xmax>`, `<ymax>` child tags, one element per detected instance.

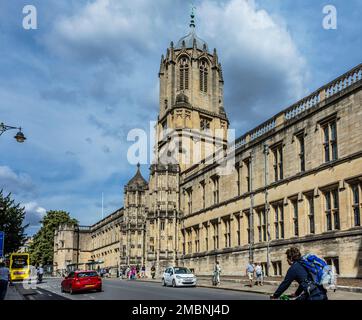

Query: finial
<box><xmin>190</xmin><ymin>5</ymin><xmax>196</xmax><ymax>28</ymax></box>
<box><xmin>170</xmin><ymin>41</ymin><xmax>174</xmax><ymax>48</ymax></box>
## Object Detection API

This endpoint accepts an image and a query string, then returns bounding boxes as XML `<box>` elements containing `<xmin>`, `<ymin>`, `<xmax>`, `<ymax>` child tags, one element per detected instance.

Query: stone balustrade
<box><xmin>231</xmin><ymin>63</ymin><xmax>362</xmax><ymax>153</ymax></box>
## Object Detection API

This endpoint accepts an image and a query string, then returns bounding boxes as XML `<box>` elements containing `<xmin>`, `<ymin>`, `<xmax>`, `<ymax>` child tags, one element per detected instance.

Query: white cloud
<box><xmin>44</xmin><ymin>0</ymin><xmax>169</xmax><ymax>64</ymax></box>
<box><xmin>23</xmin><ymin>201</ymin><xmax>47</xmax><ymax>228</ymax></box>
<box><xmin>197</xmin><ymin>0</ymin><xmax>309</xmax><ymax>128</ymax></box>
<box><xmin>0</xmin><ymin>166</ymin><xmax>35</xmax><ymax>196</ymax></box>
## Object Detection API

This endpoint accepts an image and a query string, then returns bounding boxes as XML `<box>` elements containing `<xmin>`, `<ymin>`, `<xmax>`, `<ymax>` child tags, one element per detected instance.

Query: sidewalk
<box><xmin>4</xmin><ymin>284</ymin><xmax>24</xmax><ymax>300</ymax></box>
<box><xmin>137</xmin><ymin>277</ymin><xmax>362</xmax><ymax>300</ymax></box>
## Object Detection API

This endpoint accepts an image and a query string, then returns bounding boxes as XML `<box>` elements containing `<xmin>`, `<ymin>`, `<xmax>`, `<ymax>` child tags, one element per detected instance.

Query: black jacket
<box><xmin>273</xmin><ymin>260</ymin><xmax>327</xmax><ymax>299</ymax></box>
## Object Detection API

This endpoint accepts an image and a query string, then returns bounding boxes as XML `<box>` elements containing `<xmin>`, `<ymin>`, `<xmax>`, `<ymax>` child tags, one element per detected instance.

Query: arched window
<box><xmin>199</xmin><ymin>60</ymin><xmax>208</xmax><ymax>93</ymax></box>
<box><xmin>179</xmin><ymin>57</ymin><xmax>189</xmax><ymax>91</ymax></box>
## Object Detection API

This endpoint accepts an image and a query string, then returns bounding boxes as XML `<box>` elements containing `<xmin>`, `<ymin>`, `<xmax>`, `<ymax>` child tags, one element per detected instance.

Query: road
<box><xmin>15</xmin><ymin>278</ymin><xmax>268</xmax><ymax>300</ymax></box>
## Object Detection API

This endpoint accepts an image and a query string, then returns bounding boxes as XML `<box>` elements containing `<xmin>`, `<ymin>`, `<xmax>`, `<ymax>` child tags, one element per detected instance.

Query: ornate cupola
<box><xmin>175</xmin><ymin>9</ymin><xmax>209</xmax><ymax>52</ymax></box>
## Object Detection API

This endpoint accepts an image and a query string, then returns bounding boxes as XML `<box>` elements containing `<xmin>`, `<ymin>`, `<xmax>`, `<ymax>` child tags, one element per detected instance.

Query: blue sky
<box><xmin>0</xmin><ymin>0</ymin><xmax>361</xmax><ymax>234</ymax></box>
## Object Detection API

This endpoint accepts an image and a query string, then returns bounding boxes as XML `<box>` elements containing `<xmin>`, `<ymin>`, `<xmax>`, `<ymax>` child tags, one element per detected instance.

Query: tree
<box><xmin>0</xmin><ymin>190</ymin><xmax>28</xmax><ymax>255</ymax></box>
<box><xmin>29</xmin><ymin>210</ymin><xmax>77</xmax><ymax>265</ymax></box>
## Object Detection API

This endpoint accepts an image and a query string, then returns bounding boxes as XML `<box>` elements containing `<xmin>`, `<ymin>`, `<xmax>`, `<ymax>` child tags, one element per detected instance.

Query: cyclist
<box><xmin>270</xmin><ymin>247</ymin><xmax>328</xmax><ymax>301</ymax></box>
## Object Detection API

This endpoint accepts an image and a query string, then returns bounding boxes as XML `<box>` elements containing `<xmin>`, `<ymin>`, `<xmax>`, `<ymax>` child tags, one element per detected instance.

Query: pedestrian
<box><xmin>246</xmin><ymin>261</ymin><xmax>255</xmax><ymax>287</ymax></box>
<box><xmin>151</xmin><ymin>265</ymin><xmax>156</xmax><ymax>279</ymax></box>
<box><xmin>141</xmin><ymin>265</ymin><xmax>146</xmax><ymax>278</ymax></box>
<box><xmin>213</xmin><ymin>261</ymin><xmax>221</xmax><ymax>286</ymax></box>
<box><xmin>255</xmin><ymin>263</ymin><xmax>263</xmax><ymax>286</ymax></box>
<box><xmin>0</xmin><ymin>261</ymin><xmax>10</xmax><ymax>300</ymax></box>
<box><xmin>125</xmin><ymin>266</ymin><xmax>130</xmax><ymax>279</ymax></box>
<box><xmin>270</xmin><ymin>247</ymin><xmax>328</xmax><ymax>300</ymax></box>
<box><xmin>37</xmin><ymin>264</ymin><xmax>44</xmax><ymax>284</ymax></box>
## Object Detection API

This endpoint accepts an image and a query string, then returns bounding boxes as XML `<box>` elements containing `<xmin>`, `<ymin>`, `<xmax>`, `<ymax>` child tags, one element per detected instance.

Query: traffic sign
<box><xmin>0</xmin><ymin>231</ymin><xmax>4</xmax><ymax>258</ymax></box>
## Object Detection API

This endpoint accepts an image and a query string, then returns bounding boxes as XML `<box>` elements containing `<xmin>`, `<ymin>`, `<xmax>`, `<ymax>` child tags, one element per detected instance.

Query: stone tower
<box><xmin>146</xmin><ymin>10</ymin><xmax>229</xmax><ymax>275</ymax></box>
<box><xmin>156</xmin><ymin>10</ymin><xmax>229</xmax><ymax>171</ymax></box>
<box><xmin>120</xmin><ymin>164</ymin><xmax>148</xmax><ymax>267</ymax></box>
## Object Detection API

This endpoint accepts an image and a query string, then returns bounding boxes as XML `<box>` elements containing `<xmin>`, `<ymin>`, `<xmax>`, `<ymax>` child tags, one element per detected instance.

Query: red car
<box><xmin>61</xmin><ymin>271</ymin><xmax>102</xmax><ymax>294</ymax></box>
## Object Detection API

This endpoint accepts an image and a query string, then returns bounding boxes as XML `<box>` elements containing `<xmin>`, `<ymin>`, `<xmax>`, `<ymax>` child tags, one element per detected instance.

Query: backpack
<box><xmin>299</xmin><ymin>254</ymin><xmax>337</xmax><ymax>291</ymax></box>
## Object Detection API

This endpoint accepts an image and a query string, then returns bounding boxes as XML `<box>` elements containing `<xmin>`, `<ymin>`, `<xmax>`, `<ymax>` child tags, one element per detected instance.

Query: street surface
<box><xmin>15</xmin><ymin>278</ymin><xmax>269</xmax><ymax>300</ymax></box>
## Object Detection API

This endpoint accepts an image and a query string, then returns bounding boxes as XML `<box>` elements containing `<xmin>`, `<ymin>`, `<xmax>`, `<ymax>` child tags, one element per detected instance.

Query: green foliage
<box><xmin>0</xmin><ymin>190</ymin><xmax>28</xmax><ymax>255</ymax></box>
<box><xmin>29</xmin><ymin>210</ymin><xmax>78</xmax><ymax>265</ymax></box>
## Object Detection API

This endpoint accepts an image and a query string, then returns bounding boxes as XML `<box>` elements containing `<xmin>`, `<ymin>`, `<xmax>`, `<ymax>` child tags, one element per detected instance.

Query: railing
<box><xmin>325</xmin><ymin>66</ymin><xmax>362</xmax><ymax>98</ymax></box>
<box><xmin>285</xmin><ymin>93</ymin><xmax>320</xmax><ymax>120</ymax></box>
<box><xmin>229</xmin><ymin>119</ymin><xmax>275</xmax><ymax>152</ymax></box>
<box><xmin>285</xmin><ymin>64</ymin><xmax>362</xmax><ymax>121</ymax></box>
<box><xmin>249</xmin><ymin>119</ymin><xmax>276</xmax><ymax>140</ymax></box>
<box><xmin>231</xmin><ymin>63</ymin><xmax>362</xmax><ymax>152</ymax></box>
<box><xmin>78</xmin><ymin>225</ymin><xmax>91</xmax><ymax>231</ymax></box>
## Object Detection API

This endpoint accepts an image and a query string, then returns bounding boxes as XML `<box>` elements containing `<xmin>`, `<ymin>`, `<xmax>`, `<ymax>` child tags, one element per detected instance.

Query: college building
<box><xmin>53</xmin><ymin>13</ymin><xmax>362</xmax><ymax>278</ymax></box>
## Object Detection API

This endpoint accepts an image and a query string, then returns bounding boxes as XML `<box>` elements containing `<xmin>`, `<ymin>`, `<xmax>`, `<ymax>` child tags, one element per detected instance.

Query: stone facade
<box><xmin>53</xmin><ymin>210</ymin><xmax>123</xmax><ymax>275</ymax></box>
<box><xmin>53</xmin><ymin>15</ymin><xmax>362</xmax><ymax>278</ymax></box>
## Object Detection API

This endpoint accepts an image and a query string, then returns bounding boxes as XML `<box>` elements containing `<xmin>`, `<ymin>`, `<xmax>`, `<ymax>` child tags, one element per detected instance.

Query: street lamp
<box><xmin>0</xmin><ymin>122</ymin><xmax>27</xmax><ymax>143</ymax></box>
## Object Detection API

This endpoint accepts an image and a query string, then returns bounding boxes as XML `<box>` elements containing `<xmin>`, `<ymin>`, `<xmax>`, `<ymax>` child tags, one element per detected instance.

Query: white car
<box><xmin>162</xmin><ymin>267</ymin><xmax>197</xmax><ymax>287</ymax></box>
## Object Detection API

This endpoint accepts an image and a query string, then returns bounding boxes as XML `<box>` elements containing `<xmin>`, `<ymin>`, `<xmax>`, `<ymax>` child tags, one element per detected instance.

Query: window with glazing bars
<box><xmin>224</xmin><ymin>219</ymin><xmax>231</xmax><ymax>248</ymax></box>
<box><xmin>199</xmin><ymin>60</ymin><xmax>208</xmax><ymax>93</ymax></box>
<box><xmin>307</xmin><ymin>194</ymin><xmax>315</xmax><ymax>234</ymax></box>
<box><xmin>274</xmin><ymin>203</ymin><xmax>284</xmax><ymax>239</ymax></box>
<box><xmin>297</xmin><ymin>134</ymin><xmax>305</xmax><ymax>172</ymax></box>
<box><xmin>212</xmin><ymin>176</ymin><xmax>219</xmax><ymax>205</ymax></box>
<box><xmin>200</xmin><ymin>181</ymin><xmax>206</xmax><ymax>209</ymax></box>
<box><xmin>325</xmin><ymin>189</ymin><xmax>340</xmax><ymax>231</ymax></box>
<box><xmin>292</xmin><ymin>199</ymin><xmax>299</xmax><ymax>236</ymax></box>
<box><xmin>323</xmin><ymin>121</ymin><xmax>338</xmax><ymax>163</ymax></box>
<box><xmin>257</xmin><ymin>209</ymin><xmax>267</xmax><ymax>242</ymax></box>
<box><xmin>352</xmin><ymin>184</ymin><xmax>361</xmax><ymax>227</ymax></box>
<box><xmin>179</xmin><ymin>57</ymin><xmax>189</xmax><ymax>90</ymax></box>
<box><xmin>272</xmin><ymin>145</ymin><xmax>283</xmax><ymax>181</ymax></box>
<box><xmin>186</xmin><ymin>188</ymin><xmax>192</xmax><ymax>214</ymax></box>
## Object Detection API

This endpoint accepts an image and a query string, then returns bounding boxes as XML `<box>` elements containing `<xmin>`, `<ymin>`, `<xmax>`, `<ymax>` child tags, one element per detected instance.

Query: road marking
<box><xmin>36</xmin><ymin>290</ymin><xmax>43</xmax><ymax>295</ymax></box>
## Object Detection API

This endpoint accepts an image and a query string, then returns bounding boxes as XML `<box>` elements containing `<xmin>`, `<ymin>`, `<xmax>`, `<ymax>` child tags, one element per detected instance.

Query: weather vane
<box><xmin>190</xmin><ymin>4</ymin><xmax>196</xmax><ymax>28</ymax></box>
<box><xmin>191</xmin><ymin>4</ymin><xmax>196</xmax><ymax>16</ymax></box>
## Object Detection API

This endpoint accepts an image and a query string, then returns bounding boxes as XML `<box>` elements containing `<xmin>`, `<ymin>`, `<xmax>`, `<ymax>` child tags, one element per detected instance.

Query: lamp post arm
<box><xmin>0</xmin><ymin>123</ymin><xmax>20</xmax><ymax>136</ymax></box>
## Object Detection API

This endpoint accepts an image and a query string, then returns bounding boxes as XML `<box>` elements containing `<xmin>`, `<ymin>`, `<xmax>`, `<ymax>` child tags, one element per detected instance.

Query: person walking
<box><xmin>151</xmin><ymin>265</ymin><xmax>156</xmax><ymax>279</ymax></box>
<box><xmin>246</xmin><ymin>261</ymin><xmax>255</xmax><ymax>287</ymax></box>
<box><xmin>141</xmin><ymin>265</ymin><xmax>146</xmax><ymax>278</ymax></box>
<box><xmin>213</xmin><ymin>261</ymin><xmax>221</xmax><ymax>286</ymax></box>
<box><xmin>0</xmin><ymin>261</ymin><xmax>10</xmax><ymax>300</ymax></box>
<box><xmin>255</xmin><ymin>263</ymin><xmax>263</xmax><ymax>286</ymax></box>
<box><xmin>131</xmin><ymin>266</ymin><xmax>136</xmax><ymax>280</ymax></box>
<box><xmin>125</xmin><ymin>266</ymin><xmax>130</xmax><ymax>279</ymax></box>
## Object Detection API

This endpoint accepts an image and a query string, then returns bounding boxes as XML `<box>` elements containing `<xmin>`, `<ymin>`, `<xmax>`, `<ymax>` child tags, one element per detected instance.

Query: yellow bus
<box><xmin>10</xmin><ymin>253</ymin><xmax>30</xmax><ymax>281</ymax></box>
